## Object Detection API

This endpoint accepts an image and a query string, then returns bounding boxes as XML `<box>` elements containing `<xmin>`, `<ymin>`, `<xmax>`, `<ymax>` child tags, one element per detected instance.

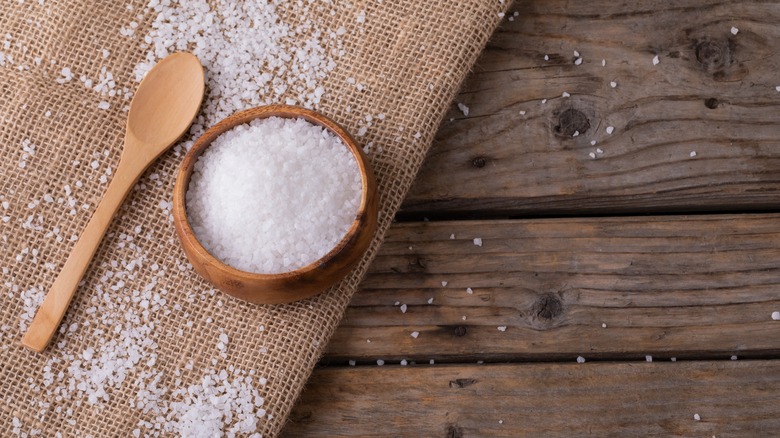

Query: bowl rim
<box><xmin>172</xmin><ymin>104</ymin><xmax>373</xmax><ymax>281</ymax></box>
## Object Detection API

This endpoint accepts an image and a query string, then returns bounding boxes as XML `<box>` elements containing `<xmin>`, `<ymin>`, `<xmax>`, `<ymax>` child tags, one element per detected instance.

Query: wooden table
<box><xmin>284</xmin><ymin>1</ymin><xmax>780</xmax><ymax>435</ymax></box>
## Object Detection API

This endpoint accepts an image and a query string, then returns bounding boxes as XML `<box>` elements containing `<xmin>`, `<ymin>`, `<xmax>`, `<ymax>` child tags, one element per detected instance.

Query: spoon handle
<box><xmin>21</xmin><ymin>157</ymin><xmax>145</xmax><ymax>352</ymax></box>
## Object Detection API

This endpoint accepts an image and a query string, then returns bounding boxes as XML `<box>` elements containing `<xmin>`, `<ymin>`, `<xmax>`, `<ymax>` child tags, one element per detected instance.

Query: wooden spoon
<box><xmin>21</xmin><ymin>52</ymin><xmax>205</xmax><ymax>353</ymax></box>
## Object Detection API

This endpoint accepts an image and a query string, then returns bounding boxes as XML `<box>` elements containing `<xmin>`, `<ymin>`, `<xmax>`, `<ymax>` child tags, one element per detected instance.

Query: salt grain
<box><xmin>473</xmin><ymin>238</ymin><xmax>482</xmax><ymax>247</ymax></box>
<box><xmin>186</xmin><ymin>117</ymin><xmax>361</xmax><ymax>274</ymax></box>
<box><xmin>466</xmin><ymin>287</ymin><xmax>473</xmax><ymax>294</ymax></box>
<box><xmin>609</xmin><ymin>81</ymin><xmax>617</xmax><ymax>88</ymax></box>
<box><xmin>771</xmin><ymin>311</ymin><xmax>780</xmax><ymax>320</ymax></box>
<box><xmin>694</xmin><ymin>413</ymin><xmax>701</xmax><ymax>421</ymax></box>
<box><xmin>731</xmin><ymin>26</ymin><xmax>739</xmax><ymax>35</ymax></box>
<box><xmin>646</xmin><ymin>355</ymin><xmax>653</xmax><ymax>362</ymax></box>
<box><xmin>652</xmin><ymin>55</ymin><xmax>660</xmax><ymax>65</ymax></box>
<box><xmin>576</xmin><ymin>356</ymin><xmax>585</xmax><ymax>363</ymax></box>
<box><xmin>411</xmin><ymin>331</ymin><xmax>419</xmax><ymax>339</ymax></box>
<box><xmin>497</xmin><ymin>326</ymin><xmax>506</xmax><ymax>332</ymax></box>
<box><xmin>457</xmin><ymin>102</ymin><xmax>469</xmax><ymax>116</ymax></box>
<box><xmin>606</xmin><ymin>126</ymin><xmax>614</xmax><ymax>134</ymax></box>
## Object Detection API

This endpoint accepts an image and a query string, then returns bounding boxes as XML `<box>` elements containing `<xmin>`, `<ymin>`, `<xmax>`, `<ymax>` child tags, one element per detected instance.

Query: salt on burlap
<box><xmin>0</xmin><ymin>0</ymin><xmax>509</xmax><ymax>436</ymax></box>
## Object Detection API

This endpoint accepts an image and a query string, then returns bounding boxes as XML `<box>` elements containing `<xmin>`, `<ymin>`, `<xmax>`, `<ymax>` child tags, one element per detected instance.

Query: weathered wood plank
<box><xmin>401</xmin><ymin>0</ymin><xmax>780</xmax><ymax>217</ymax></box>
<box><xmin>324</xmin><ymin>214</ymin><xmax>780</xmax><ymax>361</ymax></box>
<box><xmin>284</xmin><ymin>361</ymin><xmax>780</xmax><ymax>437</ymax></box>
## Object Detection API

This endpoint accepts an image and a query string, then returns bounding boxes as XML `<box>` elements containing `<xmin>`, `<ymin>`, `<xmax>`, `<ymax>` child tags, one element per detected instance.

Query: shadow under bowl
<box><xmin>172</xmin><ymin>105</ymin><xmax>378</xmax><ymax>305</ymax></box>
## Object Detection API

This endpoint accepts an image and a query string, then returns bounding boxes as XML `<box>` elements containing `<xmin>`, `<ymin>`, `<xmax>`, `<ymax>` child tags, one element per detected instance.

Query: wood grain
<box><xmin>401</xmin><ymin>0</ymin><xmax>780</xmax><ymax>217</ymax></box>
<box><xmin>284</xmin><ymin>361</ymin><xmax>780</xmax><ymax>437</ymax></box>
<box><xmin>324</xmin><ymin>214</ymin><xmax>780</xmax><ymax>362</ymax></box>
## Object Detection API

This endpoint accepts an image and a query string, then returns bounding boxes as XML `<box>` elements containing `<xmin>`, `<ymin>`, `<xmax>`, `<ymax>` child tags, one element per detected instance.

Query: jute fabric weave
<box><xmin>0</xmin><ymin>0</ymin><xmax>509</xmax><ymax>435</ymax></box>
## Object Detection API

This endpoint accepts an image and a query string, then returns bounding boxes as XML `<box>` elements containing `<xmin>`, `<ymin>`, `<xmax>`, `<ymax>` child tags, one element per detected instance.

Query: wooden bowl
<box><xmin>172</xmin><ymin>105</ymin><xmax>378</xmax><ymax>304</ymax></box>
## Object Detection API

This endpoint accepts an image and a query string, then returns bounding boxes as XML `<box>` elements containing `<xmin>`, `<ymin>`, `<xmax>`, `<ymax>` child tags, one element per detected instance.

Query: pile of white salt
<box><xmin>186</xmin><ymin>117</ymin><xmax>362</xmax><ymax>274</ymax></box>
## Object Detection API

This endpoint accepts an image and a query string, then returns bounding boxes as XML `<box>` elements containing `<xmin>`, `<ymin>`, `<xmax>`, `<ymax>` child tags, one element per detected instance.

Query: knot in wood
<box><xmin>534</xmin><ymin>293</ymin><xmax>563</xmax><ymax>320</ymax></box>
<box><xmin>471</xmin><ymin>156</ymin><xmax>487</xmax><ymax>168</ymax></box>
<box><xmin>448</xmin><ymin>378</ymin><xmax>477</xmax><ymax>388</ymax></box>
<box><xmin>704</xmin><ymin>98</ymin><xmax>719</xmax><ymax>109</ymax></box>
<box><xmin>695</xmin><ymin>40</ymin><xmax>727</xmax><ymax>70</ymax></box>
<box><xmin>447</xmin><ymin>425</ymin><xmax>464</xmax><ymax>438</ymax></box>
<box><xmin>555</xmin><ymin>108</ymin><xmax>590</xmax><ymax>137</ymax></box>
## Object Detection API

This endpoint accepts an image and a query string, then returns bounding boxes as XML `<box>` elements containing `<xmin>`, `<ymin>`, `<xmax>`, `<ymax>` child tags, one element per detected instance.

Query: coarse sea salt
<box><xmin>187</xmin><ymin>117</ymin><xmax>361</xmax><ymax>274</ymax></box>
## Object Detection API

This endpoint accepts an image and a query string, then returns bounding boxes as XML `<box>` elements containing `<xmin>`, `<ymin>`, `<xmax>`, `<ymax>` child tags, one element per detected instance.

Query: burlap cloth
<box><xmin>0</xmin><ymin>1</ymin><xmax>508</xmax><ymax>436</ymax></box>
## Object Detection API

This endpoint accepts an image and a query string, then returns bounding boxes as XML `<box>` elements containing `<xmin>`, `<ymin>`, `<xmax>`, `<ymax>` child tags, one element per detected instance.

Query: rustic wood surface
<box><xmin>285</xmin><ymin>0</ymin><xmax>780</xmax><ymax>436</ymax></box>
<box><xmin>322</xmin><ymin>214</ymin><xmax>780</xmax><ymax>362</ymax></box>
<box><xmin>284</xmin><ymin>361</ymin><xmax>780</xmax><ymax>437</ymax></box>
<box><xmin>401</xmin><ymin>0</ymin><xmax>780</xmax><ymax>218</ymax></box>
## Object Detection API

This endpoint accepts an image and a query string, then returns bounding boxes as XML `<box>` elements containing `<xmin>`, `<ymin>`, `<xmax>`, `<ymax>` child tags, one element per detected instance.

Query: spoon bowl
<box><xmin>172</xmin><ymin>105</ymin><xmax>378</xmax><ymax>305</ymax></box>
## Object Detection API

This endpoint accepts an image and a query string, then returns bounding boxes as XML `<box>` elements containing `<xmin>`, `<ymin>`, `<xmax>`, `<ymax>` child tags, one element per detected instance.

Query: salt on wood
<box><xmin>186</xmin><ymin>117</ymin><xmax>361</xmax><ymax>274</ymax></box>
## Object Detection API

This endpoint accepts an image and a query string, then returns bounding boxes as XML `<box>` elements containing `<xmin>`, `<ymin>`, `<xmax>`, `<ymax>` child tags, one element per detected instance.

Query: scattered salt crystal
<box><xmin>411</xmin><ymin>331</ymin><xmax>419</xmax><ymax>339</ymax></box>
<box><xmin>541</xmin><ymin>99</ymin><xmax>547</xmax><ymax>104</ymax></box>
<box><xmin>609</xmin><ymin>81</ymin><xmax>617</xmax><ymax>88</ymax></box>
<box><xmin>543</xmin><ymin>54</ymin><xmax>549</xmax><ymax>61</ymax></box>
<box><xmin>519</xmin><ymin>110</ymin><xmax>526</xmax><ymax>116</ymax></box>
<box><xmin>497</xmin><ymin>326</ymin><xmax>506</xmax><ymax>332</ymax></box>
<box><xmin>466</xmin><ymin>287</ymin><xmax>473</xmax><ymax>294</ymax></box>
<box><xmin>776</xmin><ymin>86</ymin><xmax>780</xmax><ymax>92</ymax></box>
<box><xmin>671</xmin><ymin>357</ymin><xmax>677</xmax><ymax>362</ymax></box>
<box><xmin>449</xmin><ymin>233</ymin><xmax>455</xmax><ymax>239</ymax></box>
<box><xmin>690</xmin><ymin>151</ymin><xmax>697</xmax><ymax>157</ymax></box>
<box><xmin>400</xmin><ymin>359</ymin><xmax>408</xmax><ymax>366</ymax></box>
<box><xmin>473</xmin><ymin>238</ymin><xmax>482</xmax><ymax>247</ymax></box>
<box><xmin>457</xmin><ymin>103</ymin><xmax>469</xmax><ymax>116</ymax></box>
<box><xmin>187</xmin><ymin>117</ymin><xmax>361</xmax><ymax>274</ymax></box>
<box><xmin>427</xmin><ymin>298</ymin><xmax>434</xmax><ymax>304</ymax></box>
<box><xmin>596</xmin><ymin>148</ymin><xmax>603</xmax><ymax>154</ymax></box>
<box><xmin>576</xmin><ymin>356</ymin><xmax>585</xmax><ymax>363</ymax></box>
<box><xmin>376</xmin><ymin>359</ymin><xmax>384</xmax><ymax>366</ymax></box>
<box><xmin>574</xmin><ymin>57</ymin><xmax>582</xmax><ymax>65</ymax></box>
<box><xmin>573</xmin><ymin>50</ymin><xmax>580</xmax><ymax>57</ymax></box>
<box><xmin>606</xmin><ymin>126</ymin><xmax>614</xmax><ymax>134</ymax></box>
<box><xmin>562</xmin><ymin>91</ymin><xmax>570</xmax><ymax>98</ymax></box>
<box><xmin>646</xmin><ymin>355</ymin><xmax>653</xmax><ymax>362</ymax></box>
<box><xmin>441</xmin><ymin>281</ymin><xmax>448</xmax><ymax>287</ymax></box>
<box><xmin>652</xmin><ymin>55</ymin><xmax>660</xmax><ymax>65</ymax></box>
<box><xmin>572</xmin><ymin>130</ymin><xmax>580</xmax><ymax>137</ymax></box>
<box><xmin>601</xmin><ymin>59</ymin><xmax>606</xmax><ymax>66</ymax></box>
<box><xmin>400</xmin><ymin>304</ymin><xmax>408</xmax><ymax>313</ymax></box>
<box><xmin>589</xmin><ymin>152</ymin><xmax>596</xmax><ymax>159</ymax></box>
<box><xmin>694</xmin><ymin>414</ymin><xmax>701</xmax><ymax>421</ymax></box>
<box><xmin>348</xmin><ymin>360</ymin><xmax>356</xmax><ymax>366</ymax></box>
<box><xmin>98</xmin><ymin>101</ymin><xmax>110</xmax><ymax>110</ymax></box>
<box><xmin>771</xmin><ymin>311</ymin><xmax>780</xmax><ymax>320</ymax></box>
<box><xmin>731</xmin><ymin>26</ymin><xmax>739</xmax><ymax>35</ymax></box>
<box><xmin>731</xmin><ymin>355</ymin><xmax>738</xmax><ymax>360</ymax></box>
